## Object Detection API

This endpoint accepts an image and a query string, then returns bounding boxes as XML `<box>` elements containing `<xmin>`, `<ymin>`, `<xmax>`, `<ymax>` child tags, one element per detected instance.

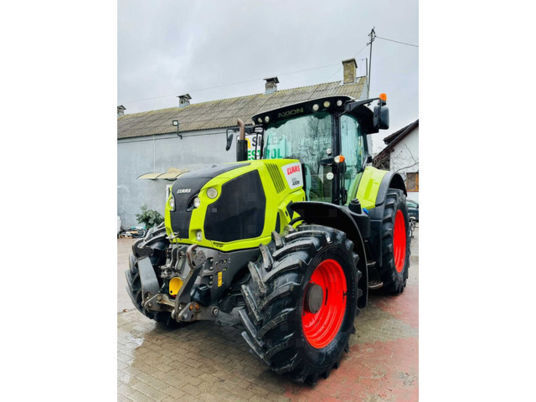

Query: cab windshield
<box><xmin>263</xmin><ymin>112</ymin><xmax>332</xmax><ymax>169</ymax></box>
<box><xmin>263</xmin><ymin>112</ymin><xmax>333</xmax><ymax>201</ymax></box>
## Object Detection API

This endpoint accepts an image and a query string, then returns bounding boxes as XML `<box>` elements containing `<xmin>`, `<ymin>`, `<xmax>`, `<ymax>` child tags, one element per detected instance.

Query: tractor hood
<box><xmin>164</xmin><ymin>159</ymin><xmax>306</xmax><ymax>252</ymax></box>
<box><xmin>167</xmin><ymin>162</ymin><xmax>250</xmax><ymax>240</ymax></box>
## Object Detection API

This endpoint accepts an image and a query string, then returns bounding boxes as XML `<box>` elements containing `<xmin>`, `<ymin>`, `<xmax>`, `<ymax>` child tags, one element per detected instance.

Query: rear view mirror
<box><xmin>225</xmin><ymin>128</ymin><xmax>234</xmax><ymax>151</ymax></box>
<box><xmin>373</xmin><ymin>105</ymin><xmax>389</xmax><ymax>130</ymax></box>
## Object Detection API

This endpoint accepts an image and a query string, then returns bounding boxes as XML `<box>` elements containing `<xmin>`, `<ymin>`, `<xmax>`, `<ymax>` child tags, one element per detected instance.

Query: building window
<box><xmin>406</xmin><ymin>172</ymin><xmax>419</xmax><ymax>192</ymax></box>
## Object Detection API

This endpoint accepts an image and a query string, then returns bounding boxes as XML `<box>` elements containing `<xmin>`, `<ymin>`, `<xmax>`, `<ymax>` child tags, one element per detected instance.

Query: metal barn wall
<box><xmin>117</xmin><ymin>128</ymin><xmax>236</xmax><ymax>228</ymax></box>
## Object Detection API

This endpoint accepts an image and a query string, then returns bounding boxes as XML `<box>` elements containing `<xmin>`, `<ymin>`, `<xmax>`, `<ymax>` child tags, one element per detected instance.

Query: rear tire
<box><xmin>239</xmin><ymin>225</ymin><xmax>361</xmax><ymax>384</ymax></box>
<box><xmin>378</xmin><ymin>189</ymin><xmax>411</xmax><ymax>294</ymax></box>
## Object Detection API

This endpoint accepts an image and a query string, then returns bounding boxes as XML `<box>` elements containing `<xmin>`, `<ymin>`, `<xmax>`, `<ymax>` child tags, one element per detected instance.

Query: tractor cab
<box><xmin>250</xmin><ymin>95</ymin><xmax>389</xmax><ymax>205</ymax></box>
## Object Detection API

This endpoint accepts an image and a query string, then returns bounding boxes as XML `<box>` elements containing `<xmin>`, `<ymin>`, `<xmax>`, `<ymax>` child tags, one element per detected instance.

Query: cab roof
<box><xmin>252</xmin><ymin>95</ymin><xmax>378</xmax><ymax>134</ymax></box>
<box><xmin>252</xmin><ymin>96</ymin><xmax>354</xmax><ymax>126</ymax></box>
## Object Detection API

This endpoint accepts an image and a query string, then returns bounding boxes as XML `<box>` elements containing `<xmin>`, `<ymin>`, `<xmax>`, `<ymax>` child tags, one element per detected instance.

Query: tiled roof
<box><xmin>118</xmin><ymin>78</ymin><xmax>366</xmax><ymax>139</ymax></box>
<box><xmin>373</xmin><ymin>119</ymin><xmax>419</xmax><ymax>165</ymax></box>
<box><xmin>383</xmin><ymin>119</ymin><xmax>419</xmax><ymax>145</ymax></box>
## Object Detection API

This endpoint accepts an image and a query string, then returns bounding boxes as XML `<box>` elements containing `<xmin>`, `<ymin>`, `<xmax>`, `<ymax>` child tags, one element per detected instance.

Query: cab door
<box><xmin>339</xmin><ymin>114</ymin><xmax>367</xmax><ymax>203</ymax></box>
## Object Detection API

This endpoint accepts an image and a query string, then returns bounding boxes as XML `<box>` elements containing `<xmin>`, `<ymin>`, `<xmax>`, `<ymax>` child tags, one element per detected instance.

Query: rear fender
<box><xmin>289</xmin><ymin>201</ymin><xmax>368</xmax><ymax>308</ymax></box>
<box><xmin>355</xmin><ymin>166</ymin><xmax>407</xmax><ymax>209</ymax></box>
<box><xmin>374</xmin><ymin>171</ymin><xmax>406</xmax><ymax>207</ymax></box>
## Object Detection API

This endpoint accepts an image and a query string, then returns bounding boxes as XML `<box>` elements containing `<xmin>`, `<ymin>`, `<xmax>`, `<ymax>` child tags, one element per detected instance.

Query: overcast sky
<box><xmin>118</xmin><ymin>0</ymin><xmax>418</xmax><ymax>153</ymax></box>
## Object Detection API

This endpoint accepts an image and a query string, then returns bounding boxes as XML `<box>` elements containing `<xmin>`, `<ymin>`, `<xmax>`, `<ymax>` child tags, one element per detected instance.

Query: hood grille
<box><xmin>266</xmin><ymin>163</ymin><xmax>285</xmax><ymax>193</ymax></box>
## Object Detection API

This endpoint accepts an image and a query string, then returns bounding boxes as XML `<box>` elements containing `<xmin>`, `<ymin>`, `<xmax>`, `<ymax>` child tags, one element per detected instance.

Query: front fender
<box><xmin>289</xmin><ymin>201</ymin><xmax>368</xmax><ymax>308</ymax></box>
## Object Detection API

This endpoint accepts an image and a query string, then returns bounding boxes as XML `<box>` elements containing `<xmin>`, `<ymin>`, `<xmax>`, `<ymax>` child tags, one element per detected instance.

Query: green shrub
<box><xmin>136</xmin><ymin>205</ymin><xmax>164</xmax><ymax>229</ymax></box>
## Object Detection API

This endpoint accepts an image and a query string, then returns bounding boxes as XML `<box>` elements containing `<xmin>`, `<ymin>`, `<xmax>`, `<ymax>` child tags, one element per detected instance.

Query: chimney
<box><xmin>178</xmin><ymin>93</ymin><xmax>192</xmax><ymax>108</ymax></box>
<box><xmin>117</xmin><ymin>105</ymin><xmax>126</xmax><ymax>117</ymax></box>
<box><xmin>342</xmin><ymin>58</ymin><xmax>357</xmax><ymax>84</ymax></box>
<box><xmin>264</xmin><ymin>77</ymin><xmax>279</xmax><ymax>94</ymax></box>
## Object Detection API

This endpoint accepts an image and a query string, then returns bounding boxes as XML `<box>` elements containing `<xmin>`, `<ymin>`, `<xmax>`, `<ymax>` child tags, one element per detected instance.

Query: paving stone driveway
<box><xmin>118</xmin><ymin>229</ymin><xmax>419</xmax><ymax>401</ymax></box>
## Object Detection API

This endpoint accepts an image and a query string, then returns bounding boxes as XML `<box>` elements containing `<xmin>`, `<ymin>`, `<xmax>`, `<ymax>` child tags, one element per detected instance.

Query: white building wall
<box><xmin>117</xmin><ymin>128</ymin><xmax>236</xmax><ymax>228</ymax></box>
<box><xmin>389</xmin><ymin>127</ymin><xmax>419</xmax><ymax>202</ymax></box>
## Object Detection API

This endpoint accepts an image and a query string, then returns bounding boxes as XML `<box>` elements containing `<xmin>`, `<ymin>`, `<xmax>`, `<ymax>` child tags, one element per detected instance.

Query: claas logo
<box><xmin>287</xmin><ymin>165</ymin><xmax>301</xmax><ymax>175</ymax></box>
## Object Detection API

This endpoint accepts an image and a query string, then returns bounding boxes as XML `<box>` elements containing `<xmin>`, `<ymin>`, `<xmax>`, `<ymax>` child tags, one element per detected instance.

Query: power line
<box><xmin>355</xmin><ymin>44</ymin><xmax>368</xmax><ymax>57</ymax></box>
<box><xmin>327</xmin><ymin>66</ymin><xmax>342</xmax><ymax>81</ymax></box>
<box><xmin>123</xmin><ymin>62</ymin><xmax>342</xmax><ymax>104</ymax></box>
<box><xmin>122</xmin><ymin>43</ymin><xmax>374</xmax><ymax>106</ymax></box>
<box><xmin>123</xmin><ymin>78</ymin><xmax>261</xmax><ymax>103</ymax></box>
<box><xmin>376</xmin><ymin>36</ymin><xmax>418</xmax><ymax>48</ymax></box>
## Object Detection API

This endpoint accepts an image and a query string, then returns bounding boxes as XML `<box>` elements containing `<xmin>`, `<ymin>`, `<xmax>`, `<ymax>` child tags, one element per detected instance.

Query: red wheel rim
<box><xmin>302</xmin><ymin>259</ymin><xmax>347</xmax><ymax>349</ymax></box>
<box><xmin>393</xmin><ymin>209</ymin><xmax>407</xmax><ymax>273</ymax></box>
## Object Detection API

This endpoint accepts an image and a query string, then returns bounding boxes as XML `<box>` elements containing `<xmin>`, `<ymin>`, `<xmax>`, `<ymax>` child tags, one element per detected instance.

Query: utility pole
<box><xmin>367</xmin><ymin>27</ymin><xmax>376</xmax><ymax>98</ymax></box>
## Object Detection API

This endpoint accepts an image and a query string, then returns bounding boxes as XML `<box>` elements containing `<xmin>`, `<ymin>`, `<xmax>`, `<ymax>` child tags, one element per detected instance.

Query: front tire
<box><xmin>126</xmin><ymin>250</ymin><xmax>176</xmax><ymax>326</ymax></box>
<box><xmin>239</xmin><ymin>225</ymin><xmax>361</xmax><ymax>384</ymax></box>
<box><xmin>125</xmin><ymin>227</ymin><xmax>177</xmax><ymax>327</ymax></box>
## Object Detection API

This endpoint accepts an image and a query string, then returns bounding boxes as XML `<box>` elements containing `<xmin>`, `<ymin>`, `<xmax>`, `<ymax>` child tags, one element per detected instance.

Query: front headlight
<box><xmin>206</xmin><ymin>187</ymin><xmax>218</xmax><ymax>199</ymax></box>
<box><xmin>167</xmin><ymin>185</ymin><xmax>175</xmax><ymax>211</ymax></box>
<box><xmin>193</xmin><ymin>197</ymin><xmax>201</xmax><ymax>208</ymax></box>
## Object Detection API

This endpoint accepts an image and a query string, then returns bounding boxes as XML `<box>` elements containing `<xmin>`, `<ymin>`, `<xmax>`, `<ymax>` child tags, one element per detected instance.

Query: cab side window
<box><xmin>340</xmin><ymin>115</ymin><xmax>365</xmax><ymax>190</ymax></box>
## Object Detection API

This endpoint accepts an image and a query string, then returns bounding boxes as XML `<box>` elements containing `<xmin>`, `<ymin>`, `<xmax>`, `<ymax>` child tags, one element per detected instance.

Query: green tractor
<box><xmin>126</xmin><ymin>94</ymin><xmax>410</xmax><ymax>384</ymax></box>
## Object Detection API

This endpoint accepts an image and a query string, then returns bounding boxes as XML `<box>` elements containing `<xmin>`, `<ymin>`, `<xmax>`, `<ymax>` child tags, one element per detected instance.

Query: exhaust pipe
<box><xmin>237</xmin><ymin>118</ymin><xmax>245</xmax><ymax>141</ymax></box>
<box><xmin>236</xmin><ymin>118</ymin><xmax>248</xmax><ymax>161</ymax></box>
